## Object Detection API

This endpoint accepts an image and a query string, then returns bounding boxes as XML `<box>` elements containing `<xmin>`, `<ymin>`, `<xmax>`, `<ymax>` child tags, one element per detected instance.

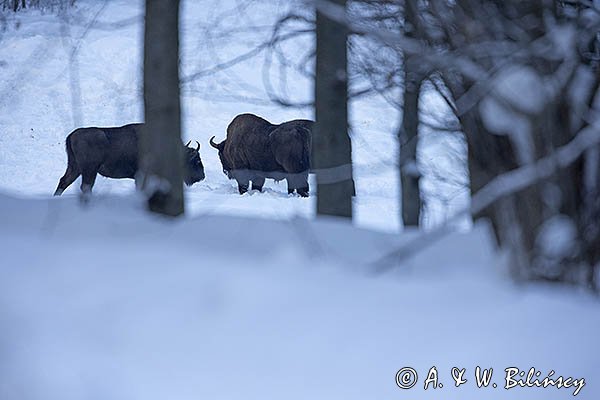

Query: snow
<box><xmin>0</xmin><ymin>0</ymin><xmax>466</xmax><ymax>233</ymax></box>
<box><xmin>1</xmin><ymin>2</ymin><xmax>598</xmax><ymax>399</ymax></box>
<box><xmin>548</xmin><ymin>24</ymin><xmax>577</xmax><ymax>60</ymax></box>
<box><xmin>535</xmin><ymin>214</ymin><xmax>578</xmax><ymax>260</ymax></box>
<box><xmin>492</xmin><ymin>66</ymin><xmax>546</xmax><ymax>116</ymax></box>
<box><xmin>1</xmin><ymin>192</ymin><xmax>599</xmax><ymax>400</ymax></box>
<box><xmin>479</xmin><ymin>66</ymin><xmax>547</xmax><ymax>165</ymax></box>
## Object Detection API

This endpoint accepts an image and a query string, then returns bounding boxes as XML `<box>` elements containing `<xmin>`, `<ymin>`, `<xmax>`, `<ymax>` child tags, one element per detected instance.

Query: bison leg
<box><xmin>54</xmin><ymin>165</ymin><xmax>80</xmax><ymax>196</ymax></box>
<box><xmin>237</xmin><ymin>183</ymin><xmax>249</xmax><ymax>194</ymax></box>
<box><xmin>297</xmin><ymin>185</ymin><xmax>309</xmax><ymax>198</ymax></box>
<box><xmin>233</xmin><ymin>171</ymin><xmax>251</xmax><ymax>195</ymax></box>
<box><xmin>54</xmin><ymin>137</ymin><xmax>81</xmax><ymax>196</ymax></box>
<box><xmin>80</xmin><ymin>169</ymin><xmax>98</xmax><ymax>198</ymax></box>
<box><xmin>287</xmin><ymin>173</ymin><xmax>309</xmax><ymax>197</ymax></box>
<box><xmin>286</xmin><ymin>177</ymin><xmax>297</xmax><ymax>195</ymax></box>
<box><xmin>251</xmin><ymin>177</ymin><xmax>265</xmax><ymax>192</ymax></box>
<box><xmin>291</xmin><ymin>185</ymin><xmax>309</xmax><ymax>197</ymax></box>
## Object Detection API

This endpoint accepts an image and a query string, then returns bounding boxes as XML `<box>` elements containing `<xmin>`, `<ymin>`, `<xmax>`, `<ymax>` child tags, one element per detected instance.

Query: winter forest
<box><xmin>0</xmin><ymin>0</ymin><xmax>599</xmax><ymax>399</ymax></box>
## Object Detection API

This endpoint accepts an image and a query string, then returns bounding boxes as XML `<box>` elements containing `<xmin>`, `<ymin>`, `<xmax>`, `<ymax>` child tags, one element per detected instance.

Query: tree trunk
<box><xmin>139</xmin><ymin>0</ymin><xmax>184</xmax><ymax>217</ymax></box>
<box><xmin>444</xmin><ymin>28</ymin><xmax>600</xmax><ymax>285</ymax></box>
<box><xmin>399</xmin><ymin>0</ymin><xmax>422</xmax><ymax>227</ymax></box>
<box><xmin>400</xmin><ymin>74</ymin><xmax>422</xmax><ymax>227</ymax></box>
<box><xmin>313</xmin><ymin>0</ymin><xmax>353</xmax><ymax>218</ymax></box>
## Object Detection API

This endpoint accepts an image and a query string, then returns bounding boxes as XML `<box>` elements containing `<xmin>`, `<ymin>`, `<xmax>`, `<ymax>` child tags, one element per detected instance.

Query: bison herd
<box><xmin>54</xmin><ymin>113</ymin><xmax>313</xmax><ymax>197</ymax></box>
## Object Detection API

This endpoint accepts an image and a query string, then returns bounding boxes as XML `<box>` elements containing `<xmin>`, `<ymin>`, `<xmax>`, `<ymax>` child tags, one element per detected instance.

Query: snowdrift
<box><xmin>0</xmin><ymin>192</ymin><xmax>598</xmax><ymax>400</ymax></box>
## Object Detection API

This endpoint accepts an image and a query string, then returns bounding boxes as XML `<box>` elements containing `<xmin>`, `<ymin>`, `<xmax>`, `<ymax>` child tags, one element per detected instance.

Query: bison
<box><xmin>54</xmin><ymin>123</ymin><xmax>205</xmax><ymax>196</ymax></box>
<box><xmin>209</xmin><ymin>114</ymin><xmax>312</xmax><ymax>197</ymax></box>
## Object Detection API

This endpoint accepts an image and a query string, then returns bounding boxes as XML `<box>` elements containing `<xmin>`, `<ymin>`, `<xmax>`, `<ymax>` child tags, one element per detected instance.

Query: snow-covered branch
<box><xmin>374</xmin><ymin>111</ymin><xmax>600</xmax><ymax>271</ymax></box>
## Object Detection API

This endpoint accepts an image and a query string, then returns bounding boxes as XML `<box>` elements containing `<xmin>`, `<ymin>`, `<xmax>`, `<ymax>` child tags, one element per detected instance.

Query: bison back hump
<box><xmin>224</xmin><ymin>114</ymin><xmax>278</xmax><ymax>173</ymax></box>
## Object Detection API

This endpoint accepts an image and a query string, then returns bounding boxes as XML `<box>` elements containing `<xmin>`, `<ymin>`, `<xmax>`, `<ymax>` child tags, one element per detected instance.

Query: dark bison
<box><xmin>209</xmin><ymin>113</ymin><xmax>312</xmax><ymax>197</ymax></box>
<box><xmin>54</xmin><ymin>123</ymin><xmax>205</xmax><ymax>196</ymax></box>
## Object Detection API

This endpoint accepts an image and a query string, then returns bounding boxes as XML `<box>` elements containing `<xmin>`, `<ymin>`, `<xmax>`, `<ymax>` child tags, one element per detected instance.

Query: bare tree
<box><xmin>181</xmin><ymin>0</ymin><xmax>600</xmax><ymax>288</ymax></box>
<box><xmin>399</xmin><ymin>0</ymin><xmax>422</xmax><ymax>227</ymax></box>
<box><xmin>427</xmin><ymin>0</ymin><xmax>600</xmax><ymax>286</ymax></box>
<box><xmin>314</xmin><ymin>0</ymin><xmax>354</xmax><ymax>218</ymax></box>
<box><xmin>359</xmin><ymin>0</ymin><xmax>600</xmax><ymax>288</ymax></box>
<box><xmin>139</xmin><ymin>0</ymin><xmax>184</xmax><ymax>217</ymax></box>
<box><xmin>182</xmin><ymin>1</ymin><xmax>457</xmax><ymax>226</ymax></box>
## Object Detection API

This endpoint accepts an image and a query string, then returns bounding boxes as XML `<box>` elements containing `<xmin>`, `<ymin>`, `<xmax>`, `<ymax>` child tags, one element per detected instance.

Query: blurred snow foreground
<box><xmin>1</xmin><ymin>192</ymin><xmax>599</xmax><ymax>400</ymax></box>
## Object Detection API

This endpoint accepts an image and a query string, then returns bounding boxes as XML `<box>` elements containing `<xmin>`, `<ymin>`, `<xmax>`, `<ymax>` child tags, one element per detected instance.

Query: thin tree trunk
<box><xmin>313</xmin><ymin>0</ymin><xmax>353</xmax><ymax>218</ymax></box>
<box><xmin>399</xmin><ymin>0</ymin><xmax>423</xmax><ymax>227</ymax></box>
<box><xmin>139</xmin><ymin>0</ymin><xmax>184</xmax><ymax>217</ymax></box>
<box><xmin>399</xmin><ymin>74</ymin><xmax>422</xmax><ymax>227</ymax></box>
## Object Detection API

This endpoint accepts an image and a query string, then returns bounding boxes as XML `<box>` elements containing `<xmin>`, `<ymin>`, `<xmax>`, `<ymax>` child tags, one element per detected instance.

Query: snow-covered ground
<box><xmin>1</xmin><ymin>2</ymin><xmax>597</xmax><ymax>399</ymax></box>
<box><xmin>1</xmin><ymin>193</ymin><xmax>599</xmax><ymax>400</ymax></box>
<box><xmin>0</xmin><ymin>0</ymin><xmax>467</xmax><ymax>233</ymax></box>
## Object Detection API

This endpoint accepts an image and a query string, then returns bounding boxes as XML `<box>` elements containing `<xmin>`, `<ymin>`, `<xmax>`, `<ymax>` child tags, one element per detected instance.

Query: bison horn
<box><xmin>195</xmin><ymin>141</ymin><xmax>200</xmax><ymax>151</ymax></box>
<box><xmin>209</xmin><ymin>136</ymin><xmax>220</xmax><ymax>149</ymax></box>
<box><xmin>185</xmin><ymin>140</ymin><xmax>192</xmax><ymax>147</ymax></box>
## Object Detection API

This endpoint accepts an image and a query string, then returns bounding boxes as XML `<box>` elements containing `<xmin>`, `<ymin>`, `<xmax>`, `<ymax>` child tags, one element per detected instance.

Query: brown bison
<box><xmin>210</xmin><ymin>114</ymin><xmax>312</xmax><ymax>197</ymax></box>
<box><xmin>54</xmin><ymin>123</ymin><xmax>205</xmax><ymax>196</ymax></box>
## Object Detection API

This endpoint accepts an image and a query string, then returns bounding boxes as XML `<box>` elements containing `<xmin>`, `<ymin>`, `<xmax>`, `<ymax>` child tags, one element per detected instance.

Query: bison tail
<box><xmin>65</xmin><ymin>134</ymin><xmax>78</xmax><ymax>170</ymax></box>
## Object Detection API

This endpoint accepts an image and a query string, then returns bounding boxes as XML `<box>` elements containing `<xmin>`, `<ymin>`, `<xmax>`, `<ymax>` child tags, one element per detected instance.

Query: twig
<box><xmin>373</xmin><ymin>113</ymin><xmax>600</xmax><ymax>272</ymax></box>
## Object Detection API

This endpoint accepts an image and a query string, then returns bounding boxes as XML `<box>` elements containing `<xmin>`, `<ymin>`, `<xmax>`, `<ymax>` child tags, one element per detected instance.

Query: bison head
<box><xmin>209</xmin><ymin>136</ymin><xmax>233</xmax><ymax>179</ymax></box>
<box><xmin>183</xmin><ymin>140</ymin><xmax>205</xmax><ymax>186</ymax></box>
